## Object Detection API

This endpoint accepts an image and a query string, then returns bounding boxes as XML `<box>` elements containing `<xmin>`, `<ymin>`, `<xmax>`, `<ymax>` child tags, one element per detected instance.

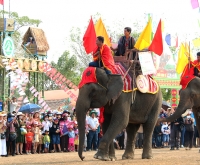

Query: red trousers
<box><xmin>26</xmin><ymin>141</ymin><xmax>32</xmax><ymax>150</ymax></box>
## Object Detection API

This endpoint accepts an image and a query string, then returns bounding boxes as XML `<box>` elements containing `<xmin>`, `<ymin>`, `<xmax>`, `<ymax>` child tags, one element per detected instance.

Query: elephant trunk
<box><xmin>160</xmin><ymin>90</ymin><xmax>193</xmax><ymax>123</ymax></box>
<box><xmin>76</xmin><ymin>93</ymin><xmax>90</xmax><ymax>161</ymax></box>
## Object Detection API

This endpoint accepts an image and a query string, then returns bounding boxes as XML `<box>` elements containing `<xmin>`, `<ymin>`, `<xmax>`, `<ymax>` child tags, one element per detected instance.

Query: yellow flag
<box><xmin>176</xmin><ymin>44</ymin><xmax>188</xmax><ymax>74</ymax></box>
<box><xmin>135</xmin><ymin>18</ymin><xmax>152</xmax><ymax>50</ymax></box>
<box><xmin>95</xmin><ymin>18</ymin><xmax>111</xmax><ymax>46</ymax></box>
<box><xmin>192</xmin><ymin>38</ymin><xmax>200</xmax><ymax>47</ymax></box>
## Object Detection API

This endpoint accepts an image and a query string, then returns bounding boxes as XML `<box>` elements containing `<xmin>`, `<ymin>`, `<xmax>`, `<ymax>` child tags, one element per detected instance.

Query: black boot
<box><xmin>170</xmin><ymin>147</ymin><xmax>174</xmax><ymax>150</ymax></box>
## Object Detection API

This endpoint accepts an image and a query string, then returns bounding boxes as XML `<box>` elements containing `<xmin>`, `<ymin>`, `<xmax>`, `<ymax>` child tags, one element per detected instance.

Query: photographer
<box><xmin>184</xmin><ymin>111</ymin><xmax>195</xmax><ymax>150</ymax></box>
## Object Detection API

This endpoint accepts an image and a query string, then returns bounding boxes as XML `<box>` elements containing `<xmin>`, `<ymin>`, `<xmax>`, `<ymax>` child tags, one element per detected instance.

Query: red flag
<box><xmin>149</xmin><ymin>19</ymin><xmax>163</xmax><ymax>56</ymax></box>
<box><xmin>83</xmin><ymin>17</ymin><xmax>96</xmax><ymax>54</ymax></box>
<box><xmin>0</xmin><ymin>0</ymin><xmax>4</xmax><ymax>5</ymax></box>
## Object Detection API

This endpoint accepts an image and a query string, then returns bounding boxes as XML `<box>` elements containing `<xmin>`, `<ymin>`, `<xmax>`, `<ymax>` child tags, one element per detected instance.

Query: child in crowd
<box><xmin>161</xmin><ymin>122</ymin><xmax>170</xmax><ymax>147</ymax></box>
<box><xmin>67</xmin><ymin>125</ymin><xmax>75</xmax><ymax>152</ymax></box>
<box><xmin>74</xmin><ymin>133</ymin><xmax>79</xmax><ymax>152</ymax></box>
<box><xmin>43</xmin><ymin>130</ymin><xmax>50</xmax><ymax>153</ymax></box>
<box><xmin>38</xmin><ymin>124</ymin><xmax>43</xmax><ymax>153</ymax></box>
<box><xmin>25</xmin><ymin>126</ymin><xmax>34</xmax><ymax>154</ymax></box>
<box><xmin>32</xmin><ymin>121</ymin><xmax>39</xmax><ymax>153</ymax></box>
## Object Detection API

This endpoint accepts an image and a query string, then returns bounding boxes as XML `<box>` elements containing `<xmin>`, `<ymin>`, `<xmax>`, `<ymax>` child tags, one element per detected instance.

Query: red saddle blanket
<box><xmin>78</xmin><ymin>67</ymin><xmax>97</xmax><ymax>89</ymax></box>
<box><xmin>180</xmin><ymin>65</ymin><xmax>195</xmax><ymax>89</ymax></box>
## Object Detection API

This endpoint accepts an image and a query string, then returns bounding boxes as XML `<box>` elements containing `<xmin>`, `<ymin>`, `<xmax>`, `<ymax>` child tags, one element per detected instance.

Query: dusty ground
<box><xmin>0</xmin><ymin>148</ymin><xmax>200</xmax><ymax>165</ymax></box>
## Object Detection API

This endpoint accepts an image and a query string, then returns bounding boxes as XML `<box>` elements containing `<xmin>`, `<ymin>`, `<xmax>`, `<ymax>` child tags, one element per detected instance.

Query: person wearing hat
<box><xmin>33</xmin><ymin>111</ymin><xmax>41</xmax><ymax>125</ymax></box>
<box><xmin>43</xmin><ymin>130</ymin><xmax>50</xmax><ymax>153</ymax></box>
<box><xmin>87</xmin><ymin>110</ymin><xmax>99</xmax><ymax>151</ymax></box>
<box><xmin>50</xmin><ymin>118</ymin><xmax>61</xmax><ymax>152</ymax></box>
<box><xmin>16</xmin><ymin>112</ymin><xmax>25</xmax><ymax>155</ymax></box>
<box><xmin>192</xmin><ymin>52</ymin><xmax>200</xmax><ymax>78</ymax></box>
<box><xmin>42</xmin><ymin>114</ymin><xmax>52</xmax><ymax>134</ymax></box>
<box><xmin>32</xmin><ymin>121</ymin><xmax>40</xmax><ymax>154</ymax></box>
<box><xmin>25</xmin><ymin>126</ymin><xmax>34</xmax><ymax>154</ymax></box>
<box><xmin>59</xmin><ymin>113</ymin><xmax>70</xmax><ymax>152</ymax></box>
<box><xmin>6</xmin><ymin>113</ymin><xmax>19</xmax><ymax>156</ymax></box>
<box><xmin>56</xmin><ymin>112</ymin><xmax>62</xmax><ymax>120</ymax></box>
<box><xmin>0</xmin><ymin>113</ymin><xmax>7</xmax><ymax>156</ymax></box>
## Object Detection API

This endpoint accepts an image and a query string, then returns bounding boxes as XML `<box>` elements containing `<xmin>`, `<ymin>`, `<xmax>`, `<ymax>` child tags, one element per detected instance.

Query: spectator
<box><xmin>59</xmin><ymin>113</ymin><xmax>70</xmax><ymax>152</ymax></box>
<box><xmin>153</xmin><ymin>122</ymin><xmax>162</xmax><ymax>148</ymax></box>
<box><xmin>135</xmin><ymin>125</ymin><xmax>143</xmax><ymax>149</ymax></box>
<box><xmin>184</xmin><ymin>111</ymin><xmax>195</xmax><ymax>150</ymax></box>
<box><xmin>25</xmin><ymin>125</ymin><xmax>34</xmax><ymax>154</ymax></box>
<box><xmin>170</xmin><ymin>111</ymin><xmax>183</xmax><ymax>150</ymax></box>
<box><xmin>67</xmin><ymin>125</ymin><xmax>75</xmax><ymax>152</ymax></box>
<box><xmin>6</xmin><ymin>113</ymin><xmax>18</xmax><ymax>156</ymax></box>
<box><xmin>43</xmin><ymin>130</ymin><xmax>50</xmax><ymax>153</ymax></box>
<box><xmin>0</xmin><ymin>113</ymin><xmax>7</xmax><ymax>156</ymax></box>
<box><xmin>32</xmin><ymin>121</ymin><xmax>39</xmax><ymax>154</ymax></box>
<box><xmin>16</xmin><ymin>112</ymin><xmax>25</xmax><ymax>155</ymax></box>
<box><xmin>42</xmin><ymin>114</ymin><xmax>52</xmax><ymax>133</ymax></box>
<box><xmin>87</xmin><ymin>110</ymin><xmax>99</xmax><ymax>151</ymax></box>
<box><xmin>50</xmin><ymin>118</ymin><xmax>61</xmax><ymax>152</ymax></box>
<box><xmin>161</xmin><ymin>122</ymin><xmax>170</xmax><ymax>148</ymax></box>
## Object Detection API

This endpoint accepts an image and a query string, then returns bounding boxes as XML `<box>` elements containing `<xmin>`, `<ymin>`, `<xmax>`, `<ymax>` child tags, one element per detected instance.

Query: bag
<box><xmin>20</xmin><ymin>128</ymin><xmax>27</xmax><ymax>135</ymax></box>
<box><xmin>1</xmin><ymin>133</ymin><xmax>5</xmax><ymax>139</ymax></box>
<box><xmin>10</xmin><ymin>133</ymin><xmax>17</xmax><ymax>141</ymax></box>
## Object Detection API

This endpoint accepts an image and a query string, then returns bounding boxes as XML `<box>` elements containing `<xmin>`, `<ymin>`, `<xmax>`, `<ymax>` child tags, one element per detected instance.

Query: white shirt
<box><xmin>161</xmin><ymin>124</ymin><xmax>170</xmax><ymax>135</ymax></box>
<box><xmin>42</xmin><ymin>120</ymin><xmax>52</xmax><ymax>133</ymax></box>
<box><xmin>87</xmin><ymin>117</ymin><xmax>99</xmax><ymax>131</ymax></box>
<box><xmin>10</xmin><ymin>102</ymin><xmax>18</xmax><ymax>113</ymax></box>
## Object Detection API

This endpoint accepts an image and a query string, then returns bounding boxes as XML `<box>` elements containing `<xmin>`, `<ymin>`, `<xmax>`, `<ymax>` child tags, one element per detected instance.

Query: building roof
<box><xmin>22</xmin><ymin>27</ymin><xmax>49</xmax><ymax>52</ymax></box>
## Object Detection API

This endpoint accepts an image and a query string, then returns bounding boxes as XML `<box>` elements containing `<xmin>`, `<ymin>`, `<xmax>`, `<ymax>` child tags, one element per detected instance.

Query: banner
<box><xmin>138</xmin><ymin>51</ymin><xmax>156</xmax><ymax>75</ymax></box>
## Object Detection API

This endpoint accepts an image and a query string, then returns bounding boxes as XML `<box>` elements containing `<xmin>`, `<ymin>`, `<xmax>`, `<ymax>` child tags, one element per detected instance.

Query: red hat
<box><xmin>67</xmin><ymin>125</ymin><xmax>73</xmax><ymax>129</ymax></box>
<box><xmin>27</xmin><ymin>125</ymin><xmax>31</xmax><ymax>129</ymax></box>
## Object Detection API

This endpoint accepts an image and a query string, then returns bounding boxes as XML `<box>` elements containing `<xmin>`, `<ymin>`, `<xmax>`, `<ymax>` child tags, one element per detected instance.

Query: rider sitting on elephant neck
<box><xmin>89</xmin><ymin>36</ymin><xmax>116</xmax><ymax>74</ymax></box>
<box><xmin>192</xmin><ymin>52</ymin><xmax>200</xmax><ymax>78</ymax></box>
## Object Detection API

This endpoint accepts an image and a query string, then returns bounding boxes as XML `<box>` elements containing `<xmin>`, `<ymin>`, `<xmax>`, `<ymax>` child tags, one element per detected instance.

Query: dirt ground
<box><xmin>0</xmin><ymin>148</ymin><xmax>200</xmax><ymax>165</ymax></box>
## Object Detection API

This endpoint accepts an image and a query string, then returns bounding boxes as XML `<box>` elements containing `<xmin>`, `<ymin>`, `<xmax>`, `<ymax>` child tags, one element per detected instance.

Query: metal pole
<box><xmin>9</xmin><ymin>0</ymin><xmax>10</xmax><ymax>18</ymax></box>
<box><xmin>2</xmin><ymin>68</ymin><xmax>5</xmax><ymax>111</ymax></box>
<box><xmin>42</xmin><ymin>57</ymin><xmax>44</xmax><ymax>99</ymax></box>
<box><xmin>34</xmin><ymin>72</ymin><xmax>36</xmax><ymax>104</ymax></box>
<box><xmin>37</xmin><ymin>71</ymin><xmax>39</xmax><ymax>104</ymax></box>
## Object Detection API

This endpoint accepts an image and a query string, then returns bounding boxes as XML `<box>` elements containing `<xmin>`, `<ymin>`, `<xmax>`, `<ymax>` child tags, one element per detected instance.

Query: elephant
<box><xmin>76</xmin><ymin>67</ymin><xmax>162</xmax><ymax>161</ymax></box>
<box><xmin>159</xmin><ymin>78</ymin><xmax>200</xmax><ymax>143</ymax></box>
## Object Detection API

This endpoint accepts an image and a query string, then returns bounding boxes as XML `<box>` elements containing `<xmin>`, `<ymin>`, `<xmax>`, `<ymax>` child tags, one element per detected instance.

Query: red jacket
<box><xmin>93</xmin><ymin>44</ymin><xmax>116</xmax><ymax>74</ymax></box>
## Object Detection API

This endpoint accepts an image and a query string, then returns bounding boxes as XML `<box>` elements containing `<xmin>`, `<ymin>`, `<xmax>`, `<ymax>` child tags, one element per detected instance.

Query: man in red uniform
<box><xmin>89</xmin><ymin>36</ymin><xmax>116</xmax><ymax>74</ymax></box>
<box><xmin>192</xmin><ymin>52</ymin><xmax>200</xmax><ymax>78</ymax></box>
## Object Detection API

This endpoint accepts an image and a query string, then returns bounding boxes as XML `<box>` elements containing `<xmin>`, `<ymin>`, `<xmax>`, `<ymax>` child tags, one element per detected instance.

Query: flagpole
<box><xmin>9</xmin><ymin>0</ymin><xmax>10</xmax><ymax>18</ymax></box>
<box><xmin>189</xmin><ymin>41</ymin><xmax>190</xmax><ymax>70</ymax></box>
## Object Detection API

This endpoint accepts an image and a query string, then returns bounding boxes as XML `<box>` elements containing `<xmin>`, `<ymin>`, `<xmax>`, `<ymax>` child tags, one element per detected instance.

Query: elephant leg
<box><xmin>94</xmin><ymin>112</ymin><xmax>115</xmax><ymax>161</ymax></box>
<box><xmin>122</xmin><ymin>123</ymin><xmax>140</xmax><ymax>160</ymax></box>
<box><xmin>95</xmin><ymin>101</ymin><xmax>130</xmax><ymax>161</ymax></box>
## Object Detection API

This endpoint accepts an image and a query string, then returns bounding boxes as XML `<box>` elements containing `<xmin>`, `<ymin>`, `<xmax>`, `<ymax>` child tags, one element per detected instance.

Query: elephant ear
<box><xmin>107</xmin><ymin>74</ymin><xmax>123</xmax><ymax>103</ymax></box>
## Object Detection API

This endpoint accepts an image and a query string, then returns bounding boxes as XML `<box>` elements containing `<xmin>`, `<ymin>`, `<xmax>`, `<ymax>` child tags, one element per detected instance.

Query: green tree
<box><xmin>161</xmin><ymin>88</ymin><xmax>171</xmax><ymax>101</ymax></box>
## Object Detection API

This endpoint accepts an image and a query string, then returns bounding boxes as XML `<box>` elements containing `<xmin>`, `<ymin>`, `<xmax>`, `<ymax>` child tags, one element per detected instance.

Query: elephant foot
<box><xmin>142</xmin><ymin>153</ymin><xmax>153</xmax><ymax>159</ymax></box>
<box><xmin>94</xmin><ymin>150</ymin><xmax>110</xmax><ymax>161</ymax></box>
<box><xmin>122</xmin><ymin>153</ymin><xmax>134</xmax><ymax>160</ymax></box>
<box><xmin>109</xmin><ymin>155</ymin><xmax>117</xmax><ymax>161</ymax></box>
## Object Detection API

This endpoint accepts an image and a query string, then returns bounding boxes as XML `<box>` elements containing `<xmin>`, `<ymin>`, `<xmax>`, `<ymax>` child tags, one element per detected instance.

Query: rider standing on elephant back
<box><xmin>89</xmin><ymin>36</ymin><xmax>116</xmax><ymax>74</ymax></box>
<box><xmin>192</xmin><ymin>52</ymin><xmax>200</xmax><ymax>78</ymax></box>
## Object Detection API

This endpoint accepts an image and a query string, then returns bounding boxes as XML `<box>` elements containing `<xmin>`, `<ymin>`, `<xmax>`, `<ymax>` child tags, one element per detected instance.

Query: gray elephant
<box><xmin>159</xmin><ymin>78</ymin><xmax>200</xmax><ymax>140</ymax></box>
<box><xmin>76</xmin><ymin>68</ymin><xmax>162</xmax><ymax>161</ymax></box>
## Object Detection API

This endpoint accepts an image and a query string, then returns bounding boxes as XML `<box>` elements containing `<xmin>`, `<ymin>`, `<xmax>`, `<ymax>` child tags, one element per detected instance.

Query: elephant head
<box><xmin>159</xmin><ymin>78</ymin><xmax>200</xmax><ymax>123</ymax></box>
<box><xmin>76</xmin><ymin>68</ymin><xmax>123</xmax><ymax>160</ymax></box>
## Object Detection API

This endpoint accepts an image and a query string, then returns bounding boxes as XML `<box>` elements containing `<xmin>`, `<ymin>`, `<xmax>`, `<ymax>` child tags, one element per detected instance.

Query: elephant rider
<box><xmin>110</xmin><ymin>27</ymin><xmax>136</xmax><ymax>58</ymax></box>
<box><xmin>191</xmin><ymin>52</ymin><xmax>200</xmax><ymax>78</ymax></box>
<box><xmin>89</xmin><ymin>36</ymin><xmax>116</xmax><ymax>74</ymax></box>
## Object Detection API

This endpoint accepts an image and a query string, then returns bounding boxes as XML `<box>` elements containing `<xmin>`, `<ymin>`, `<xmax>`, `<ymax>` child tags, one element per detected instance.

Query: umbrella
<box><xmin>162</xmin><ymin>101</ymin><xmax>171</xmax><ymax>111</ymax></box>
<box><xmin>18</xmin><ymin>103</ymin><xmax>41</xmax><ymax>113</ymax></box>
